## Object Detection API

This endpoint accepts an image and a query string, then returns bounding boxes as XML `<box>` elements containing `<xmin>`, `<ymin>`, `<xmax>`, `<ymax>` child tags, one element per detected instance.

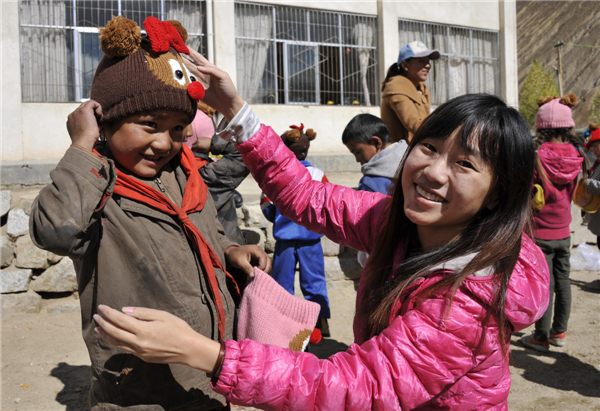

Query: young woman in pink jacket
<box><xmin>95</xmin><ymin>52</ymin><xmax>549</xmax><ymax>410</ymax></box>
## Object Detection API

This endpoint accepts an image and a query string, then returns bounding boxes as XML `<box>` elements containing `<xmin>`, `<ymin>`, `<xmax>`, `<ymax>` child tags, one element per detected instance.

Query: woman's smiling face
<box><xmin>401</xmin><ymin>132</ymin><xmax>498</xmax><ymax>250</ymax></box>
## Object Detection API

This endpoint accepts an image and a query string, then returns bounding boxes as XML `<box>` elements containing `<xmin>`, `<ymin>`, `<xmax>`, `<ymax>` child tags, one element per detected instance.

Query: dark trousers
<box><xmin>534</xmin><ymin>237</ymin><xmax>572</xmax><ymax>339</ymax></box>
<box><xmin>272</xmin><ymin>239</ymin><xmax>330</xmax><ymax>319</ymax></box>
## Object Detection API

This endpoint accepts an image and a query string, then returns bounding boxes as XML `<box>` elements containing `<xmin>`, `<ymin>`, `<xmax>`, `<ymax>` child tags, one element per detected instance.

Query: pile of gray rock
<box><xmin>1</xmin><ymin>189</ymin><xmax>79</xmax><ymax>318</ymax></box>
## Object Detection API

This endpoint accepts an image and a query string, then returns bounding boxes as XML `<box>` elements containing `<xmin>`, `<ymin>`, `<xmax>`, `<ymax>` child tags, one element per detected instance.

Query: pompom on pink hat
<box><xmin>184</xmin><ymin>108</ymin><xmax>215</xmax><ymax>148</ymax></box>
<box><xmin>534</xmin><ymin>93</ymin><xmax>577</xmax><ymax>130</ymax></box>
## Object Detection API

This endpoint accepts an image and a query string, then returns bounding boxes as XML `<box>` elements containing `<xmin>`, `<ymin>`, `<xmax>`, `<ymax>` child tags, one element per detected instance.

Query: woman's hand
<box><xmin>183</xmin><ymin>49</ymin><xmax>245</xmax><ymax>122</ymax></box>
<box><xmin>66</xmin><ymin>99</ymin><xmax>103</xmax><ymax>152</ymax></box>
<box><xmin>93</xmin><ymin>305</ymin><xmax>221</xmax><ymax>373</ymax></box>
<box><xmin>224</xmin><ymin>245</ymin><xmax>272</xmax><ymax>277</ymax></box>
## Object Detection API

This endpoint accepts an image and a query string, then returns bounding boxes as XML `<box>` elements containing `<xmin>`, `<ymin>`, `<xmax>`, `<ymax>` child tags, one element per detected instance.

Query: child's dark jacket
<box><xmin>30</xmin><ymin>146</ymin><xmax>236</xmax><ymax>411</ymax></box>
<box><xmin>197</xmin><ymin>134</ymin><xmax>250</xmax><ymax>244</ymax></box>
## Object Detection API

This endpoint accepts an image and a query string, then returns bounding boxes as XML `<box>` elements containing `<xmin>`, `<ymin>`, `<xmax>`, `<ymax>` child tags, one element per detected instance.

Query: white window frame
<box><xmin>19</xmin><ymin>0</ymin><xmax>207</xmax><ymax>103</ymax></box>
<box><xmin>235</xmin><ymin>2</ymin><xmax>379</xmax><ymax>106</ymax></box>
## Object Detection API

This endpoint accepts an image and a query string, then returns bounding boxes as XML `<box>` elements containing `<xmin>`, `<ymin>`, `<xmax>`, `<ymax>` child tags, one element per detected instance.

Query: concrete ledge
<box><xmin>306</xmin><ymin>153</ymin><xmax>361</xmax><ymax>173</ymax></box>
<box><xmin>1</xmin><ymin>161</ymin><xmax>57</xmax><ymax>186</ymax></box>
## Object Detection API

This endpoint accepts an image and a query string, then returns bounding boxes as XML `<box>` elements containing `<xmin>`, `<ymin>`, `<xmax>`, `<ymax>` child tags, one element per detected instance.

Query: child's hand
<box><xmin>224</xmin><ymin>245</ymin><xmax>272</xmax><ymax>277</ymax></box>
<box><xmin>94</xmin><ymin>305</ymin><xmax>221</xmax><ymax>373</ymax></box>
<box><xmin>67</xmin><ymin>100</ymin><xmax>104</xmax><ymax>152</ymax></box>
<box><xmin>183</xmin><ymin>49</ymin><xmax>245</xmax><ymax>122</ymax></box>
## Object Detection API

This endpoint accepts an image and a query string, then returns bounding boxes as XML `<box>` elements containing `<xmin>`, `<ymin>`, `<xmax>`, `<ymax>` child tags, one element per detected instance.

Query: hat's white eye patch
<box><xmin>183</xmin><ymin>64</ymin><xmax>197</xmax><ymax>83</ymax></box>
<box><xmin>168</xmin><ymin>59</ymin><xmax>188</xmax><ymax>86</ymax></box>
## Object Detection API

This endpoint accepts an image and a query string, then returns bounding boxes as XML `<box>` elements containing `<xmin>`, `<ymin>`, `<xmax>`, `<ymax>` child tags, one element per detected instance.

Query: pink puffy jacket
<box><xmin>212</xmin><ymin>126</ymin><xmax>549</xmax><ymax>410</ymax></box>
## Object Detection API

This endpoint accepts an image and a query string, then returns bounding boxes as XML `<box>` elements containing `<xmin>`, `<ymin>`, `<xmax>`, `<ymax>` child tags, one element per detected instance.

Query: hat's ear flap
<box><xmin>560</xmin><ymin>93</ymin><xmax>577</xmax><ymax>108</ymax></box>
<box><xmin>537</xmin><ymin>96</ymin><xmax>553</xmax><ymax>107</ymax></box>
<box><xmin>167</xmin><ymin>20</ymin><xmax>188</xmax><ymax>43</ymax></box>
<box><xmin>306</xmin><ymin>129</ymin><xmax>317</xmax><ymax>140</ymax></box>
<box><xmin>197</xmin><ymin>101</ymin><xmax>216</xmax><ymax>117</ymax></box>
<box><xmin>590</xmin><ymin>123</ymin><xmax>600</xmax><ymax>132</ymax></box>
<box><xmin>100</xmin><ymin>16</ymin><xmax>141</xmax><ymax>59</ymax></box>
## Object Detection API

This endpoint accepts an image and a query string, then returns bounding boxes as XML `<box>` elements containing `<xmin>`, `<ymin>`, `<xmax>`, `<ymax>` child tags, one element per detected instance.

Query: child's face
<box><xmin>104</xmin><ymin>110</ymin><xmax>189</xmax><ymax>178</ymax></box>
<box><xmin>345</xmin><ymin>140</ymin><xmax>379</xmax><ymax>165</ymax></box>
<box><xmin>401</xmin><ymin>133</ymin><xmax>497</xmax><ymax>249</ymax></box>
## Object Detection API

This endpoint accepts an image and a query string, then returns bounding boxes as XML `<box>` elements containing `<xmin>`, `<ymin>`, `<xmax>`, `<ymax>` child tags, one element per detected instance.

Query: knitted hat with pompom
<box><xmin>90</xmin><ymin>15</ymin><xmax>205</xmax><ymax>125</ymax></box>
<box><xmin>534</xmin><ymin>94</ymin><xmax>577</xmax><ymax>130</ymax></box>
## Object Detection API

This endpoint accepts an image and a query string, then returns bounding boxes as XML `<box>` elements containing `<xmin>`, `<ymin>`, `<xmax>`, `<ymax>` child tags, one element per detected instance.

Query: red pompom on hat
<box><xmin>187</xmin><ymin>81</ymin><xmax>205</xmax><ymax>101</ymax></box>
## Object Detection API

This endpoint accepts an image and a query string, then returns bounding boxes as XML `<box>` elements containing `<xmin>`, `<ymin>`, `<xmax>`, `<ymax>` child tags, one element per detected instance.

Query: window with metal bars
<box><xmin>234</xmin><ymin>2</ymin><xmax>379</xmax><ymax>106</ymax></box>
<box><xmin>398</xmin><ymin>19</ymin><xmax>499</xmax><ymax>106</ymax></box>
<box><xmin>19</xmin><ymin>0</ymin><xmax>207</xmax><ymax>103</ymax></box>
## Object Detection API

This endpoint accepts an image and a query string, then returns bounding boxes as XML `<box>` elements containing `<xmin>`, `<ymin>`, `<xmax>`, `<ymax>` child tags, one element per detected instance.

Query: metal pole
<box><xmin>555</xmin><ymin>41</ymin><xmax>564</xmax><ymax>96</ymax></box>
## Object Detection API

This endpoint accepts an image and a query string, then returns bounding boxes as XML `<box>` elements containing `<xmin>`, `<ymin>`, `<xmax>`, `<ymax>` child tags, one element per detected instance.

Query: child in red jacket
<box><xmin>521</xmin><ymin>94</ymin><xmax>584</xmax><ymax>352</ymax></box>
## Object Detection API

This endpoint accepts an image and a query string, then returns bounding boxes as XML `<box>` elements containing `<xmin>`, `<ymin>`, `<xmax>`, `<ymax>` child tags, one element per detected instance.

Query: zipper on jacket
<box><xmin>154</xmin><ymin>177</ymin><xmax>176</xmax><ymax>204</ymax></box>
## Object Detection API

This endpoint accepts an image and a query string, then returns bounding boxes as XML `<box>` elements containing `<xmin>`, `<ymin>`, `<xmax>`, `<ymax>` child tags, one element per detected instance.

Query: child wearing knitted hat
<box><xmin>521</xmin><ymin>94</ymin><xmax>584</xmax><ymax>353</ymax></box>
<box><xmin>260</xmin><ymin>125</ymin><xmax>332</xmax><ymax>342</ymax></box>
<box><xmin>583</xmin><ymin>123</ymin><xmax>600</xmax><ymax>246</ymax></box>
<box><xmin>29</xmin><ymin>16</ymin><xmax>269</xmax><ymax>411</ymax></box>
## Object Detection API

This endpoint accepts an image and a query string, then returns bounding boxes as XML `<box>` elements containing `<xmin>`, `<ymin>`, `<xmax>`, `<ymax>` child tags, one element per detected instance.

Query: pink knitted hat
<box><xmin>535</xmin><ymin>94</ymin><xmax>576</xmax><ymax>130</ymax></box>
<box><xmin>184</xmin><ymin>109</ymin><xmax>215</xmax><ymax>148</ymax></box>
<box><xmin>237</xmin><ymin>268</ymin><xmax>320</xmax><ymax>351</ymax></box>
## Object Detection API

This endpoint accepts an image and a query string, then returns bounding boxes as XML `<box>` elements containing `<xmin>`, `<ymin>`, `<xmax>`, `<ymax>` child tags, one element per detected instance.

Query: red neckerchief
<box><xmin>111</xmin><ymin>145</ymin><xmax>237</xmax><ymax>341</ymax></box>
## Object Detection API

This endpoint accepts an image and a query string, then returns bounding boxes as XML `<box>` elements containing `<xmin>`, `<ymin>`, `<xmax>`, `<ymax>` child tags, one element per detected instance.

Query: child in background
<box><xmin>29</xmin><ymin>17</ymin><xmax>268</xmax><ymax>410</ymax></box>
<box><xmin>95</xmin><ymin>54</ymin><xmax>549</xmax><ymax>410</ymax></box>
<box><xmin>342</xmin><ymin>114</ymin><xmax>408</xmax><ymax>194</ymax></box>
<box><xmin>584</xmin><ymin>123</ymin><xmax>600</xmax><ymax>246</ymax></box>
<box><xmin>521</xmin><ymin>95</ymin><xmax>583</xmax><ymax>352</ymax></box>
<box><xmin>186</xmin><ymin>104</ymin><xmax>250</xmax><ymax>245</ymax></box>
<box><xmin>260</xmin><ymin>125</ymin><xmax>331</xmax><ymax>341</ymax></box>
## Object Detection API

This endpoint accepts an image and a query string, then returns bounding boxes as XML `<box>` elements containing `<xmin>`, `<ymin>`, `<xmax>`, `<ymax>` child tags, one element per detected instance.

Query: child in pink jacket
<box><xmin>521</xmin><ymin>95</ymin><xmax>583</xmax><ymax>353</ymax></box>
<box><xmin>95</xmin><ymin>53</ymin><xmax>549</xmax><ymax>410</ymax></box>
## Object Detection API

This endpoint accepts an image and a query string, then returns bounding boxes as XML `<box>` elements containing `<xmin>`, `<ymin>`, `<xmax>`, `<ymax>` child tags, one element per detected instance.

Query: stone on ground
<box><xmin>1</xmin><ymin>269</ymin><xmax>33</xmax><ymax>293</ymax></box>
<box><xmin>1</xmin><ymin>289</ymin><xmax>42</xmax><ymax>318</ymax></box>
<box><xmin>30</xmin><ymin>257</ymin><xmax>77</xmax><ymax>293</ymax></box>
<box><xmin>0</xmin><ymin>190</ymin><xmax>11</xmax><ymax>217</ymax></box>
<box><xmin>7</xmin><ymin>209</ymin><xmax>30</xmax><ymax>238</ymax></box>
<box><xmin>15</xmin><ymin>235</ymin><xmax>50</xmax><ymax>269</ymax></box>
<box><xmin>1</xmin><ymin>235</ymin><xmax>15</xmax><ymax>268</ymax></box>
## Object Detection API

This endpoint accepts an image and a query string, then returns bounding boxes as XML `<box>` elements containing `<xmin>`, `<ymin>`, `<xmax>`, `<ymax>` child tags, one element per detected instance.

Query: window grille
<box><xmin>19</xmin><ymin>0</ymin><xmax>207</xmax><ymax>103</ymax></box>
<box><xmin>235</xmin><ymin>2</ymin><xmax>379</xmax><ymax>106</ymax></box>
<box><xmin>398</xmin><ymin>19</ymin><xmax>499</xmax><ymax>106</ymax></box>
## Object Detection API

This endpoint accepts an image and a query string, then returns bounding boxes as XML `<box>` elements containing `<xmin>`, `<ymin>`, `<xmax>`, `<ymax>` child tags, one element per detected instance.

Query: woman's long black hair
<box><xmin>357</xmin><ymin>94</ymin><xmax>535</xmax><ymax>357</ymax></box>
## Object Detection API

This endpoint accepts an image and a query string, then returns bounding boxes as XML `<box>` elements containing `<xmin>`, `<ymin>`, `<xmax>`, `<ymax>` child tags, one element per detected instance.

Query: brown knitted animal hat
<box><xmin>90</xmin><ymin>16</ymin><xmax>205</xmax><ymax>125</ymax></box>
<box><xmin>281</xmin><ymin>124</ymin><xmax>317</xmax><ymax>161</ymax></box>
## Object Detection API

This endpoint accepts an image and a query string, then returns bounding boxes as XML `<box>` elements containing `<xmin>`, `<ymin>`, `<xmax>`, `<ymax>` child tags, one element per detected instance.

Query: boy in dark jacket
<box><xmin>342</xmin><ymin>114</ymin><xmax>407</xmax><ymax>194</ymax></box>
<box><xmin>29</xmin><ymin>16</ymin><xmax>268</xmax><ymax>410</ymax></box>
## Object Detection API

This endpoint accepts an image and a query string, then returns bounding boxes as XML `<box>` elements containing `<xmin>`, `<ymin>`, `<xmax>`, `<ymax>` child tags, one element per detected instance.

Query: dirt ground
<box><xmin>1</xmin><ymin>269</ymin><xmax>599</xmax><ymax>411</ymax></box>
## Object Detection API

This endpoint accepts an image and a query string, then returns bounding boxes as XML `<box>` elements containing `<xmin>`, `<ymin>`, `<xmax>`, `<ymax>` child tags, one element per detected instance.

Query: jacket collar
<box><xmin>382</xmin><ymin>75</ymin><xmax>428</xmax><ymax>103</ymax></box>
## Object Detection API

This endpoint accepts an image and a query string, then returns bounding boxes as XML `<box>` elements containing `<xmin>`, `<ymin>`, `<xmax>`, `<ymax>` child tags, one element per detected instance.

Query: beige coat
<box><xmin>380</xmin><ymin>75</ymin><xmax>431</xmax><ymax>142</ymax></box>
<box><xmin>30</xmin><ymin>146</ymin><xmax>237</xmax><ymax>411</ymax></box>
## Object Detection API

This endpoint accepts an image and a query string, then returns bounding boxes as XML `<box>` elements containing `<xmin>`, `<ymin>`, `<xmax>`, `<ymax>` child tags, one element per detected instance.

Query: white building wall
<box><xmin>2</xmin><ymin>0</ymin><xmax>519</xmax><ymax>162</ymax></box>
<box><xmin>2</xmin><ymin>1</ymin><xmax>24</xmax><ymax>161</ymax></box>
